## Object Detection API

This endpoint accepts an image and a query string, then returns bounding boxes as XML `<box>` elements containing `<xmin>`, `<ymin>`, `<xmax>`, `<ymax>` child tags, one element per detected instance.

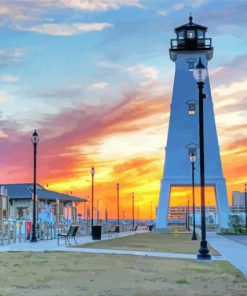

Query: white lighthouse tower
<box><xmin>156</xmin><ymin>16</ymin><xmax>229</xmax><ymax>230</ymax></box>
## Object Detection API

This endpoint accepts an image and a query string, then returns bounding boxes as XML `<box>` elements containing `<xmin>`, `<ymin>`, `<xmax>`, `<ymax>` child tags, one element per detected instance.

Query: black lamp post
<box><xmin>132</xmin><ymin>192</ymin><xmax>135</xmax><ymax>229</ymax></box>
<box><xmin>185</xmin><ymin>202</ymin><xmax>188</xmax><ymax>230</ymax></box>
<box><xmin>91</xmin><ymin>166</ymin><xmax>95</xmax><ymax>229</ymax></box>
<box><xmin>30</xmin><ymin>130</ymin><xmax>39</xmax><ymax>243</ymax></box>
<box><xmin>117</xmin><ymin>183</ymin><xmax>120</xmax><ymax>225</ymax></box>
<box><xmin>245</xmin><ymin>183</ymin><xmax>247</xmax><ymax>229</ymax></box>
<box><xmin>187</xmin><ymin>197</ymin><xmax>190</xmax><ymax>231</ymax></box>
<box><xmin>189</xmin><ymin>151</ymin><xmax>197</xmax><ymax>240</ymax></box>
<box><xmin>193</xmin><ymin>58</ymin><xmax>211</xmax><ymax>260</ymax></box>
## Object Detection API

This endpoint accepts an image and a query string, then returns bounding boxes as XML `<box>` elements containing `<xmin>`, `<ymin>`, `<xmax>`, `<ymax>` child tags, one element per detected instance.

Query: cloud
<box><xmin>0</xmin><ymin>49</ymin><xmax>25</xmax><ymax>67</ymax></box>
<box><xmin>0</xmin><ymin>129</ymin><xmax>8</xmax><ymax>138</ymax></box>
<box><xmin>99</xmin><ymin>61</ymin><xmax>159</xmax><ymax>86</ymax></box>
<box><xmin>214</xmin><ymin>79</ymin><xmax>247</xmax><ymax>97</ymax></box>
<box><xmin>210</xmin><ymin>54</ymin><xmax>247</xmax><ymax>86</ymax></box>
<box><xmin>17</xmin><ymin>22</ymin><xmax>112</xmax><ymax>36</ymax></box>
<box><xmin>0</xmin><ymin>3</ymin><xmax>38</xmax><ymax>22</ymax></box>
<box><xmin>48</xmin><ymin>0</ymin><xmax>143</xmax><ymax>11</ymax></box>
<box><xmin>0</xmin><ymin>75</ymin><xmax>19</xmax><ymax>83</ymax></box>
<box><xmin>158</xmin><ymin>0</ymin><xmax>209</xmax><ymax>16</ymax></box>
<box><xmin>0</xmin><ymin>0</ymin><xmax>143</xmax><ymax>24</ymax></box>
<box><xmin>89</xmin><ymin>82</ymin><xmax>108</xmax><ymax>90</ymax></box>
<box><xmin>0</xmin><ymin>90</ymin><xmax>10</xmax><ymax>103</ymax></box>
<box><xmin>127</xmin><ymin>65</ymin><xmax>159</xmax><ymax>86</ymax></box>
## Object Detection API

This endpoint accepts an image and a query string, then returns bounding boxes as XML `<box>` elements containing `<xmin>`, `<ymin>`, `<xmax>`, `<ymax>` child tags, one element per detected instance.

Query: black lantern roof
<box><xmin>174</xmin><ymin>16</ymin><xmax>207</xmax><ymax>32</ymax></box>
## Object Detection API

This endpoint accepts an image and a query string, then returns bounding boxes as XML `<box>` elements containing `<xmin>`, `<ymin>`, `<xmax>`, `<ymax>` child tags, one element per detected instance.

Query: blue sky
<box><xmin>0</xmin><ymin>0</ymin><xmax>246</xmax><ymax>215</ymax></box>
<box><xmin>0</xmin><ymin>1</ymin><xmax>246</xmax><ymax>122</ymax></box>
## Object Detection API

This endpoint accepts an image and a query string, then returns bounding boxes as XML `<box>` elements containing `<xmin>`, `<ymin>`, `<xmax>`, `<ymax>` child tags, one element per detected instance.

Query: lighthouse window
<box><xmin>197</xmin><ymin>30</ymin><xmax>204</xmax><ymax>39</ymax></box>
<box><xmin>187</xmin><ymin>30</ymin><xmax>195</xmax><ymax>39</ymax></box>
<box><xmin>178</xmin><ymin>31</ymin><xmax>184</xmax><ymax>40</ymax></box>
<box><xmin>188</xmin><ymin>103</ymin><xmax>196</xmax><ymax>115</ymax></box>
<box><xmin>186</xmin><ymin>58</ymin><xmax>196</xmax><ymax>71</ymax></box>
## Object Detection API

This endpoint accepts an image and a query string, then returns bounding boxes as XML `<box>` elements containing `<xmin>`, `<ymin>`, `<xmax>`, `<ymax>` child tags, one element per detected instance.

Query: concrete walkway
<box><xmin>207</xmin><ymin>231</ymin><xmax>247</xmax><ymax>276</ymax></box>
<box><xmin>0</xmin><ymin>230</ymin><xmax>136</xmax><ymax>252</ymax></box>
<box><xmin>0</xmin><ymin>230</ymin><xmax>221</xmax><ymax>260</ymax></box>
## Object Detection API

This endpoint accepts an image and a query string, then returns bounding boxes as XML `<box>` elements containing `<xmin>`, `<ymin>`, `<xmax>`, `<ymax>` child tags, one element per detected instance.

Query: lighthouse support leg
<box><xmin>155</xmin><ymin>179</ymin><xmax>171</xmax><ymax>231</ymax></box>
<box><xmin>214</xmin><ymin>179</ymin><xmax>229</xmax><ymax>230</ymax></box>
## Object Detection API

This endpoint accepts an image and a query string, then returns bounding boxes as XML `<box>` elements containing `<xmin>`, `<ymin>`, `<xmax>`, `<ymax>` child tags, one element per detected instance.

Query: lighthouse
<box><xmin>156</xmin><ymin>16</ymin><xmax>229</xmax><ymax>230</ymax></box>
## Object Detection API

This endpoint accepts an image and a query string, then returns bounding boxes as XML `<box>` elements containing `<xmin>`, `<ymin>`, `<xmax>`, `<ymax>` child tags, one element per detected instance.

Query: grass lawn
<box><xmin>74</xmin><ymin>232</ymin><xmax>219</xmax><ymax>256</ymax></box>
<box><xmin>0</xmin><ymin>252</ymin><xmax>246</xmax><ymax>296</ymax></box>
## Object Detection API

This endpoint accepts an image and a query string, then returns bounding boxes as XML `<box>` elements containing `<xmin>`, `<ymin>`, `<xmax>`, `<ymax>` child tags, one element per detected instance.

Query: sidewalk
<box><xmin>207</xmin><ymin>231</ymin><xmax>247</xmax><ymax>276</ymax></box>
<box><xmin>0</xmin><ymin>229</ymin><xmax>220</xmax><ymax>261</ymax></box>
<box><xmin>0</xmin><ymin>230</ymin><xmax>136</xmax><ymax>252</ymax></box>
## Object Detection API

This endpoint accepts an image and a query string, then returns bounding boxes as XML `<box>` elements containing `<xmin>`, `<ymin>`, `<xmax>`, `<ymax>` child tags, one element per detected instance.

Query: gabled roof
<box><xmin>0</xmin><ymin>183</ymin><xmax>86</xmax><ymax>202</ymax></box>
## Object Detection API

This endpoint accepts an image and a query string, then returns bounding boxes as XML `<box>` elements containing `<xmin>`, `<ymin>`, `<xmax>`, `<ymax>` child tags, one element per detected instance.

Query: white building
<box><xmin>232</xmin><ymin>191</ymin><xmax>246</xmax><ymax>207</ymax></box>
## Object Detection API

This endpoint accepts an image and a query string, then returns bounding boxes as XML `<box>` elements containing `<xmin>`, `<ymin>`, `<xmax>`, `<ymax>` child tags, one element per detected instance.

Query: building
<box><xmin>232</xmin><ymin>191</ymin><xmax>246</xmax><ymax>207</ymax></box>
<box><xmin>0</xmin><ymin>186</ymin><xmax>9</xmax><ymax>220</ymax></box>
<box><xmin>0</xmin><ymin>183</ymin><xmax>86</xmax><ymax>223</ymax></box>
<box><xmin>156</xmin><ymin>16</ymin><xmax>229</xmax><ymax>230</ymax></box>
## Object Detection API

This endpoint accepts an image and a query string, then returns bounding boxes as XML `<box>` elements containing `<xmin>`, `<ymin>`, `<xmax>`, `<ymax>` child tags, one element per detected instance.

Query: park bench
<box><xmin>57</xmin><ymin>224</ymin><xmax>79</xmax><ymax>246</ymax></box>
<box><xmin>131</xmin><ymin>225</ymin><xmax>138</xmax><ymax>232</ymax></box>
<box><xmin>108</xmin><ymin>225</ymin><xmax>120</xmax><ymax>238</ymax></box>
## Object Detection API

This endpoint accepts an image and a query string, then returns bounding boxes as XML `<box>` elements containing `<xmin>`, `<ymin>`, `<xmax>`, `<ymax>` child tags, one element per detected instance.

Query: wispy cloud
<box><xmin>0</xmin><ymin>49</ymin><xmax>25</xmax><ymax>66</ymax></box>
<box><xmin>0</xmin><ymin>90</ymin><xmax>10</xmax><ymax>103</ymax></box>
<box><xmin>99</xmin><ymin>61</ymin><xmax>159</xmax><ymax>86</ymax></box>
<box><xmin>16</xmin><ymin>22</ymin><xmax>112</xmax><ymax>36</ymax></box>
<box><xmin>0</xmin><ymin>0</ymin><xmax>143</xmax><ymax>24</ymax></box>
<box><xmin>158</xmin><ymin>0</ymin><xmax>209</xmax><ymax>16</ymax></box>
<box><xmin>89</xmin><ymin>82</ymin><xmax>108</xmax><ymax>90</ymax></box>
<box><xmin>0</xmin><ymin>75</ymin><xmax>19</xmax><ymax>83</ymax></box>
<box><xmin>44</xmin><ymin>0</ymin><xmax>143</xmax><ymax>11</ymax></box>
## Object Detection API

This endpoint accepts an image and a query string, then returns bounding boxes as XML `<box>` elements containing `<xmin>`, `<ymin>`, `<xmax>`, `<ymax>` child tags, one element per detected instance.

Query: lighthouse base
<box><xmin>156</xmin><ymin>178</ymin><xmax>229</xmax><ymax>230</ymax></box>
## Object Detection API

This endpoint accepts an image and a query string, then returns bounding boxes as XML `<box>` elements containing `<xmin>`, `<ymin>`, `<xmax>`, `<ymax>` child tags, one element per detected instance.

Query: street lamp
<box><xmin>96</xmin><ymin>198</ymin><xmax>102</xmax><ymax>223</ymax></box>
<box><xmin>132</xmin><ymin>192</ymin><xmax>135</xmax><ymax>229</ymax></box>
<box><xmin>187</xmin><ymin>197</ymin><xmax>190</xmax><ymax>231</ymax></box>
<box><xmin>185</xmin><ymin>201</ymin><xmax>188</xmax><ymax>230</ymax></box>
<box><xmin>117</xmin><ymin>183</ymin><xmax>120</xmax><ymax>225</ymax></box>
<box><xmin>193</xmin><ymin>58</ymin><xmax>211</xmax><ymax>260</ymax></box>
<box><xmin>189</xmin><ymin>151</ymin><xmax>197</xmax><ymax>240</ymax></box>
<box><xmin>91</xmin><ymin>166</ymin><xmax>95</xmax><ymax>229</ymax></box>
<box><xmin>30</xmin><ymin>130</ymin><xmax>39</xmax><ymax>243</ymax></box>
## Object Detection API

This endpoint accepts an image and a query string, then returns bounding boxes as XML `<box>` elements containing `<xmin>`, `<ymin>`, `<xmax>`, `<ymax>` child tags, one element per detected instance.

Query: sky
<box><xmin>0</xmin><ymin>0</ymin><xmax>246</xmax><ymax>219</ymax></box>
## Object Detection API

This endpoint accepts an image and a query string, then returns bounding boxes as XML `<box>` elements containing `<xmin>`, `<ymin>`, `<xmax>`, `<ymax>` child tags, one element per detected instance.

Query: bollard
<box><xmin>13</xmin><ymin>221</ymin><xmax>17</xmax><ymax>243</ymax></box>
<box><xmin>19</xmin><ymin>221</ymin><xmax>22</xmax><ymax>243</ymax></box>
<box><xmin>46</xmin><ymin>223</ymin><xmax>49</xmax><ymax>240</ymax></box>
<box><xmin>7</xmin><ymin>221</ymin><xmax>10</xmax><ymax>244</ymax></box>
<box><xmin>1</xmin><ymin>221</ymin><xmax>3</xmax><ymax>245</ymax></box>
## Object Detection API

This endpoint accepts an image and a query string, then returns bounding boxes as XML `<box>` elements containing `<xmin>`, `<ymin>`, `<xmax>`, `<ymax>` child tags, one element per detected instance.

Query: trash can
<box><xmin>148</xmin><ymin>224</ymin><xmax>153</xmax><ymax>231</ymax></box>
<box><xmin>92</xmin><ymin>225</ymin><xmax>102</xmax><ymax>240</ymax></box>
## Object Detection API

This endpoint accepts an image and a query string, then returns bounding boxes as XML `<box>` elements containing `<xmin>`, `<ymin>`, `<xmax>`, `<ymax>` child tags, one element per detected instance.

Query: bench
<box><xmin>57</xmin><ymin>225</ymin><xmax>79</xmax><ymax>245</ymax></box>
<box><xmin>108</xmin><ymin>225</ymin><xmax>120</xmax><ymax>238</ymax></box>
<box><xmin>131</xmin><ymin>225</ymin><xmax>138</xmax><ymax>232</ymax></box>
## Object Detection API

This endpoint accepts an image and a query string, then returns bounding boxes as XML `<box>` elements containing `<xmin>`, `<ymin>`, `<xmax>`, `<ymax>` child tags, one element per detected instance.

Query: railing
<box><xmin>170</xmin><ymin>38</ymin><xmax>212</xmax><ymax>50</ymax></box>
<box><xmin>0</xmin><ymin>220</ymin><xmax>134</xmax><ymax>245</ymax></box>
